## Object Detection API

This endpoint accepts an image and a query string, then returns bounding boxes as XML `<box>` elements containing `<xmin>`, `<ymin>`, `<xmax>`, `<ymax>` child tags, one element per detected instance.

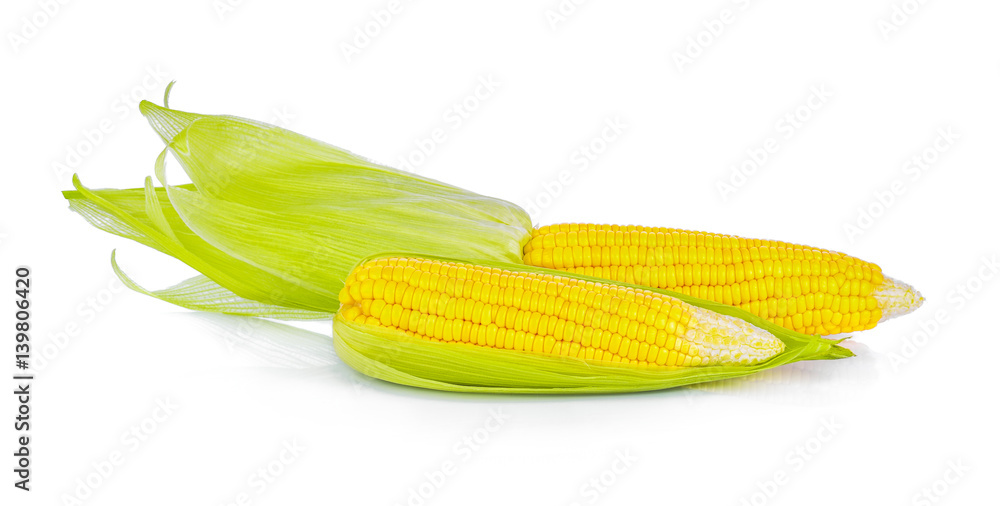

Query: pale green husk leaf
<box><xmin>64</xmin><ymin>180</ymin><xmax>331</xmax><ymax>318</ymax></box>
<box><xmin>64</xmin><ymin>102</ymin><xmax>532</xmax><ymax>315</ymax></box>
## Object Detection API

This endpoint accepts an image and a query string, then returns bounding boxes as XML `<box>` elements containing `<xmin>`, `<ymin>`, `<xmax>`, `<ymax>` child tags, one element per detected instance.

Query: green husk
<box><xmin>64</xmin><ymin>179</ymin><xmax>331</xmax><ymax>318</ymax></box>
<box><xmin>64</xmin><ymin>101</ymin><xmax>532</xmax><ymax>315</ymax></box>
<box><xmin>332</xmin><ymin>254</ymin><xmax>852</xmax><ymax>394</ymax></box>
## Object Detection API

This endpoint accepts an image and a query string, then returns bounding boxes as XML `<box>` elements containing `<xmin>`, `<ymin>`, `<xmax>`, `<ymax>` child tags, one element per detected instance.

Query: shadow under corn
<box><xmin>178</xmin><ymin>312</ymin><xmax>881</xmax><ymax>406</ymax></box>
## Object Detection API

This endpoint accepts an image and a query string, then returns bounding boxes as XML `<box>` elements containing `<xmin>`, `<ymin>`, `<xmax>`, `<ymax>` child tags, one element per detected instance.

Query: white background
<box><xmin>3</xmin><ymin>0</ymin><xmax>999</xmax><ymax>505</ymax></box>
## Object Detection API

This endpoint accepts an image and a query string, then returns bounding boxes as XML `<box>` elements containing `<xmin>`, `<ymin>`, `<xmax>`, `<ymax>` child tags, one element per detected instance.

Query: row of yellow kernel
<box><xmin>529</xmin><ymin>225</ymin><xmax>862</xmax><ymax>260</ymax></box>
<box><xmin>573</xmin><ymin>265</ymin><xmax>876</xmax><ymax>300</ymax></box>
<box><xmin>739</xmin><ymin>304</ymin><xmax>879</xmax><ymax>334</ymax></box>
<box><xmin>761</xmin><ymin>308</ymin><xmax>878</xmax><ymax>335</ymax></box>
<box><xmin>674</xmin><ymin>283</ymin><xmax>879</xmax><ymax>316</ymax></box>
<box><xmin>357</xmin><ymin>285</ymin><xmax>689</xmax><ymax>350</ymax></box>
<box><xmin>357</xmin><ymin>258</ymin><xmax>583</xmax><ymax>299</ymax></box>
<box><xmin>344</xmin><ymin>306</ymin><xmax>699</xmax><ymax>368</ymax></box>
<box><xmin>352</xmin><ymin>271</ymin><xmax>669</xmax><ymax>325</ymax></box>
<box><xmin>347</xmin><ymin>280</ymin><xmax>694</xmax><ymax>357</ymax></box>
<box><xmin>527</xmin><ymin>246</ymin><xmax>879</xmax><ymax>282</ymax></box>
<box><xmin>528</xmin><ymin>243</ymin><xmax>854</xmax><ymax>268</ymax></box>
<box><xmin>354</xmin><ymin>258</ymin><xmax>689</xmax><ymax>324</ymax></box>
<box><xmin>540</xmin><ymin>224</ymin><xmax>835</xmax><ymax>258</ymax></box>
<box><xmin>576</xmin><ymin>247</ymin><xmax>876</xmax><ymax>280</ymax></box>
<box><xmin>526</xmin><ymin>239</ymin><xmax>851</xmax><ymax>265</ymax></box>
<box><xmin>529</xmin><ymin>225</ymin><xmax>760</xmax><ymax>250</ymax></box>
<box><xmin>527</xmin><ymin>232</ymin><xmax>853</xmax><ymax>265</ymax></box>
<box><xmin>675</xmin><ymin>285</ymin><xmax>880</xmax><ymax>327</ymax></box>
<box><xmin>591</xmin><ymin>264</ymin><xmax>856</xmax><ymax>290</ymax></box>
<box><xmin>347</xmin><ymin>259</ymin><xmax>698</xmax><ymax>345</ymax></box>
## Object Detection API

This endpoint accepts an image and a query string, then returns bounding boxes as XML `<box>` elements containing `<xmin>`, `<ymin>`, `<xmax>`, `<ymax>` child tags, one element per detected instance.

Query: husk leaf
<box><xmin>64</xmin><ymin>101</ymin><xmax>533</xmax><ymax>314</ymax></box>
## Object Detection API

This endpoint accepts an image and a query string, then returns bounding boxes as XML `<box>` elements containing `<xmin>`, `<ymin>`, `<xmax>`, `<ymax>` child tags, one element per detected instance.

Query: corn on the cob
<box><xmin>337</xmin><ymin>256</ymin><xmax>785</xmax><ymax>368</ymax></box>
<box><xmin>523</xmin><ymin>224</ymin><xmax>923</xmax><ymax>335</ymax></box>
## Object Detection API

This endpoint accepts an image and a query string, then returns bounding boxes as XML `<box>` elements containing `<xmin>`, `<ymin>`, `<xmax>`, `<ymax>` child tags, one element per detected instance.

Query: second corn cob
<box><xmin>524</xmin><ymin>224</ymin><xmax>923</xmax><ymax>336</ymax></box>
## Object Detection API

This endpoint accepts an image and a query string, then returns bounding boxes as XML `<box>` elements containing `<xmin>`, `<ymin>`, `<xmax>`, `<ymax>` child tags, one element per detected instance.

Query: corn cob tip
<box><xmin>873</xmin><ymin>275</ymin><xmax>924</xmax><ymax>322</ymax></box>
<box><xmin>684</xmin><ymin>310</ymin><xmax>786</xmax><ymax>366</ymax></box>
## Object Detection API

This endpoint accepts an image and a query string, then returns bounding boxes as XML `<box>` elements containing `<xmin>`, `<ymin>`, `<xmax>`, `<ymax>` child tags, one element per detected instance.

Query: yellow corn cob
<box><xmin>523</xmin><ymin>224</ymin><xmax>924</xmax><ymax>335</ymax></box>
<box><xmin>337</xmin><ymin>256</ymin><xmax>785</xmax><ymax>368</ymax></box>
